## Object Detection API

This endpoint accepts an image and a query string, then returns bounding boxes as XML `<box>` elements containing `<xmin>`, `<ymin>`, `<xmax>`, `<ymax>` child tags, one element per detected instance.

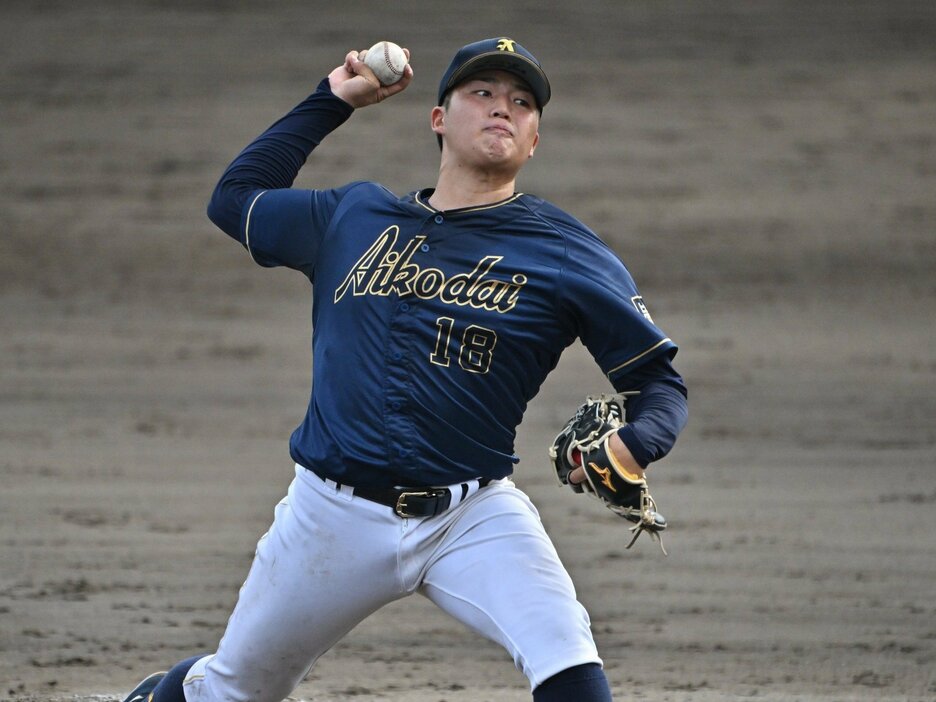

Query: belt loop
<box><xmin>323</xmin><ymin>477</ymin><xmax>353</xmax><ymax>501</ymax></box>
<box><xmin>448</xmin><ymin>478</ymin><xmax>483</xmax><ymax>510</ymax></box>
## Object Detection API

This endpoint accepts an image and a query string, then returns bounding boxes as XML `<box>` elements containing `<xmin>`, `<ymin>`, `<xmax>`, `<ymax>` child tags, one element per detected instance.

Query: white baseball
<box><xmin>363</xmin><ymin>41</ymin><xmax>408</xmax><ymax>86</ymax></box>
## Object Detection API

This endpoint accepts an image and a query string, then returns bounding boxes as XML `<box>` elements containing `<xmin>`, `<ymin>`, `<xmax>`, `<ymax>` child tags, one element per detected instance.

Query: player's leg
<box><xmin>127</xmin><ymin>655</ymin><xmax>200</xmax><ymax>702</ymax></box>
<box><xmin>532</xmin><ymin>663</ymin><xmax>612</xmax><ymax>702</ymax></box>
<box><xmin>144</xmin><ymin>656</ymin><xmax>613</xmax><ymax>702</ymax></box>
<box><xmin>418</xmin><ymin>482</ymin><xmax>611</xmax><ymax>699</ymax></box>
<box><xmin>176</xmin><ymin>465</ymin><xmax>407</xmax><ymax>702</ymax></box>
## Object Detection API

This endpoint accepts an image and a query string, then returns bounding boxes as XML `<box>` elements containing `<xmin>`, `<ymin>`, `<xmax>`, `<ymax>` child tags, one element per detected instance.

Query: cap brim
<box><xmin>443</xmin><ymin>52</ymin><xmax>551</xmax><ymax>110</ymax></box>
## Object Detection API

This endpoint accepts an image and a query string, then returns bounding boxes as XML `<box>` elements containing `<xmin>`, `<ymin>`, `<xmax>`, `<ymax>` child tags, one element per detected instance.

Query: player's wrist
<box><xmin>615</xmin><ymin>425</ymin><xmax>651</xmax><ymax>471</ymax></box>
<box><xmin>608</xmin><ymin>432</ymin><xmax>644</xmax><ymax>480</ymax></box>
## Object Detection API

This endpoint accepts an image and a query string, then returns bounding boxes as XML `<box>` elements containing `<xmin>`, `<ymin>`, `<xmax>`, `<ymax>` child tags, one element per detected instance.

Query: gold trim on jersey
<box><xmin>414</xmin><ymin>191</ymin><xmax>524</xmax><ymax>214</ymax></box>
<box><xmin>607</xmin><ymin>338</ymin><xmax>672</xmax><ymax>377</ymax></box>
<box><xmin>244</xmin><ymin>190</ymin><xmax>269</xmax><ymax>264</ymax></box>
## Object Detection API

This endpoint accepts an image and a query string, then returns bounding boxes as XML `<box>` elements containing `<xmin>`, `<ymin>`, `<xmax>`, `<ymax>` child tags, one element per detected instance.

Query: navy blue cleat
<box><xmin>121</xmin><ymin>671</ymin><xmax>167</xmax><ymax>702</ymax></box>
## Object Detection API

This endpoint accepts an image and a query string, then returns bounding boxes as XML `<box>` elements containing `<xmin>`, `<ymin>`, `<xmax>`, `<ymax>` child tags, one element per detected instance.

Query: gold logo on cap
<box><xmin>496</xmin><ymin>38</ymin><xmax>516</xmax><ymax>52</ymax></box>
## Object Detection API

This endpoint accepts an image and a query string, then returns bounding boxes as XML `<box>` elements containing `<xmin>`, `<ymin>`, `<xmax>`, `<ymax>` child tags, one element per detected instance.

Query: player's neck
<box><xmin>428</xmin><ymin>164</ymin><xmax>518</xmax><ymax>212</ymax></box>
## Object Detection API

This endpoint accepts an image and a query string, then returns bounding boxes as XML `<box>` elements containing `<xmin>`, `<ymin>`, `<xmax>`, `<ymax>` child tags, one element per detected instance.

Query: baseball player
<box><xmin>121</xmin><ymin>37</ymin><xmax>688</xmax><ymax>702</ymax></box>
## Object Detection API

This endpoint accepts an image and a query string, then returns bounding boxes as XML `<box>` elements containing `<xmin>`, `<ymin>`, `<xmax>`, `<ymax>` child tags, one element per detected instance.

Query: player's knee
<box><xmin>533</xmin><ymin>662</ymin><xmax>612</xmax><ymax>702</ymax></box>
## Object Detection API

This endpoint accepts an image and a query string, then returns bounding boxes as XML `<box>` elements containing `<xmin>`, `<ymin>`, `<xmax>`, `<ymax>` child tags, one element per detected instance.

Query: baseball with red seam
<box><xmin>363</xmin><ymin>41</ymin><xmax>408</xmax><ymax>85</ymax></box>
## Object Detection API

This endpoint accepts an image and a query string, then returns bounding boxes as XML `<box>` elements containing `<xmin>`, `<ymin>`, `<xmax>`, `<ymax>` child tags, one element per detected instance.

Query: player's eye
<box><xmin>475</xmin><ymin>89</ymin><xmax>492</xmax><ymax>97</ymax></box>
<box><xmin>513</xmin><ymin>97</ymin><xmax>531</xmax><ymax>107</ymax></box>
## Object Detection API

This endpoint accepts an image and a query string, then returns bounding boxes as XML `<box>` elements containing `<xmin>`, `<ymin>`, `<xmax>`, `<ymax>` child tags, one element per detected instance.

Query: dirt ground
<box><xmin>2</xmin><ymin>1</ymin><xmax>935</xmax><ymax>700</ymax></box>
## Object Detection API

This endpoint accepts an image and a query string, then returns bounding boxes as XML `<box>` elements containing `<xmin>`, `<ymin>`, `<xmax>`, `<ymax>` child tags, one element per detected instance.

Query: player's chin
<box><xmin>478</xmin><ymin>139</ymin><xmax>525</xmax><ymax>167</ymax></box>
<box><xmin>480</xmin><ymin>154</ymin><xmax>526</xmax><ymax>177</ymax></box>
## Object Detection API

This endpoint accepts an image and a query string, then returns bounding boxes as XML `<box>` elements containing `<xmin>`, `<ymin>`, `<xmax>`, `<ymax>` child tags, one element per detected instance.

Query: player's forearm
<box><xmin>206</xmin><ymin>78</ymin><xmax>354</xmax><ymax>240</ymax></box>
<box><xmin>616</xmin><ymin>380</ymin><xmax>688</xmax><ymax>468</ymax></box>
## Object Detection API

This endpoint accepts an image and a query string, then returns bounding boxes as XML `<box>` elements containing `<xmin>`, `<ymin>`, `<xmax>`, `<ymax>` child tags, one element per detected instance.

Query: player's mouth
<box><xmin>484</xmin><ymin>123</ymin><xmax>514</xmax><ymax>138</ymax></box>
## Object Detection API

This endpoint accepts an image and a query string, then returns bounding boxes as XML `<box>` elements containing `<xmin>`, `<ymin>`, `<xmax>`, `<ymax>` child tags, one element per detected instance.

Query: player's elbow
<box><xmin>205</xmin><ymin>189</ymin><xmax>225</xmax><ymax>228</ymax></box>
<box><xmin>206</xmin><ymin>182</ymin><xmax>245</xmax><ymax>242</ymax></box>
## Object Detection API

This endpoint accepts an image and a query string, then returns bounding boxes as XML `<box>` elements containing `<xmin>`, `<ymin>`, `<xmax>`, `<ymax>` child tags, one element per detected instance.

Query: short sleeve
<box><xmin>241</xmin><ymin>187</ymin><xmax>344</xmax><ymax>277</ymax></box>
<box><xmin>559</xmin><ymin>234</ymin><xmax>676</xmax><ymax>382</ymax></box>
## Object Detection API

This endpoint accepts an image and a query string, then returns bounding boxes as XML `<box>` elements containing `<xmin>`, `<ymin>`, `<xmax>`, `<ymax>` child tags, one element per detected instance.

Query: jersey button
<box><xmin>399</xmin><ymin>303</ymin><xmax>410</xmax><ymax>312</ymax></box>
<box><xmin>434</xmin><ymin>215</ymin><xmax>443</xmax><ymax>224</ymax></box>
<box><xmin>420</xmin><ymin>243</ymin><xmax>430</xmax><ymax>252</ymax></box>
<box><xmin>391</xmin><ymin>351</ymin><xmax>402</xmax><ymax>361</ymax></box>
<box><xmin>391</xmin><ymin>401</ymin><xmax>401</xmax><ymax>410</ymax></box>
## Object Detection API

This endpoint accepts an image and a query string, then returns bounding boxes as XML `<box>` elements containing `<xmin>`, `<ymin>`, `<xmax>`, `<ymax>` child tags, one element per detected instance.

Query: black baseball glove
<box><xmin>549</xmin><ymin>393</ymin><xmax>668</xmax><ymax>553</ymax></box>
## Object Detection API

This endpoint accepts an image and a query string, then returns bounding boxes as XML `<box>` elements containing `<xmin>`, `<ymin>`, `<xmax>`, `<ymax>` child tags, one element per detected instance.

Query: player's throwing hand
<box><xmin>329</xmin><ymin>48</ymin><xmax>413</xmax><ymax>108</ymax></box>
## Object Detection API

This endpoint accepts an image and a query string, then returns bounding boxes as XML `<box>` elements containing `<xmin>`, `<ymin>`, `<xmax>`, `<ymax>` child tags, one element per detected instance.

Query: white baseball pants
<box><xmin>182</xmin><ymin>464</ymin><xmax>601</xmax><ymax>701</ymax></box>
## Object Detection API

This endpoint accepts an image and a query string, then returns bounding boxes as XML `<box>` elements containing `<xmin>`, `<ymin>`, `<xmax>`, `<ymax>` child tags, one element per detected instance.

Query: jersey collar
<box><xmin>412</xmin><ymin>188</ymin><xmax>525</xmax><ymax>215</ymax></box>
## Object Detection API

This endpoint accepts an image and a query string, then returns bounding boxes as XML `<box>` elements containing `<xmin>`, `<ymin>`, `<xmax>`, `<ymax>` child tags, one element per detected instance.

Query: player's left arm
<box><xmin>568</xmin><ymin>354</ymin><xmax>687</xmax><ymax>484</ymax></box>
<box><xmin>551</xmin><ymin>216</ymin><xmax>688</xmax><ymax>481</ymax></box>
<box><xmin>613</xmin><ymin>352</ymin><xmax>688</xmax><ymax>467</ymax></box>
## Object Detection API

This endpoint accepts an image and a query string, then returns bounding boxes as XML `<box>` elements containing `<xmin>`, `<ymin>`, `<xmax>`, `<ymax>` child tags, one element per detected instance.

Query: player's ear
<box><xmin>528</xmin><ymin>131</ymin><xmax>539</xmax><ymax>158</ymax></box>
<box><xmin>430</xmin><ymin>105</ymin><xmax>445</xmax><ymax>137</ymax></box>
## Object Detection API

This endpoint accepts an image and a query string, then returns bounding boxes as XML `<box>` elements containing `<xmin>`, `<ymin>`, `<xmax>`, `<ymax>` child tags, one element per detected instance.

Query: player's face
<box><xmin>433</xmin><ymin>70</ymin><xmax>540</xmax><ymax>173</ymax></box>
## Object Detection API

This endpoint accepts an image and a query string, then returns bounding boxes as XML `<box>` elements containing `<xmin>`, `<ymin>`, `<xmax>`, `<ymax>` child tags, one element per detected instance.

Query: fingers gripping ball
<box><xmin>548</xmin><ymin>394</ymin><xmax>668</xmax><ymax>554</ymax></box>
<box><xmin>363</xmin><ymin>41</ymin><xmax>408</xmax><ymax>86</ymax></box>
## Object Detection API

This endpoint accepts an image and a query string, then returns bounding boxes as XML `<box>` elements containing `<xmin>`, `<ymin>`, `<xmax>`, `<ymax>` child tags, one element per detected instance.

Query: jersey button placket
<box><xmin>385</xmin><ymin>298</ymin><xmax>416</xmax><ymax>476</ymax></box>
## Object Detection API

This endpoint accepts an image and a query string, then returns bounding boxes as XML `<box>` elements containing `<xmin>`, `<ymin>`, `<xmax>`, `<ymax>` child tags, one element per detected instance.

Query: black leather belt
<box><xmin>312</xmin><ymin>468</ymin><xmax>492</xmax><ymax>518</ymax></box>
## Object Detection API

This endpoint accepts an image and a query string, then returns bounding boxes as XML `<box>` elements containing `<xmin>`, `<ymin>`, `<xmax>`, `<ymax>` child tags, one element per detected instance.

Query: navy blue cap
<box><xmin>437</xmin><ymin>38</ymin><xmax>551</xmax><ymax>111</ymax></box>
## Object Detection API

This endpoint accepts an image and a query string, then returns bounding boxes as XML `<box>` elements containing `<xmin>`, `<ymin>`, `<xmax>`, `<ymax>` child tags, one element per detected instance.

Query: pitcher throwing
<box><xmin>120</xmin><ymin>37</ymin><xmax>688</xmax><ymax>702</ymax></box>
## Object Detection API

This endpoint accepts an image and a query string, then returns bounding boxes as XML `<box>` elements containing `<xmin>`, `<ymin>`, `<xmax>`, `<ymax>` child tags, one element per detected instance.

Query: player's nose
<box><xmin>490</xmin><ymin>95</ymin><xmax>512</xmax><ymax>119</ymax></box>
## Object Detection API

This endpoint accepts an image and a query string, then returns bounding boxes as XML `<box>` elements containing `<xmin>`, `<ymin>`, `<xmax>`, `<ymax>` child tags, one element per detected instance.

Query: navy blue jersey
<box><xmin>241</xmin><ymin>182</ymin><xmax>676</xmax><ymax>487</ymax></box>
<box><xmin>207</xmin><ymin>79</ymin><xmax>685</xmax><ymax>488</ymax></box>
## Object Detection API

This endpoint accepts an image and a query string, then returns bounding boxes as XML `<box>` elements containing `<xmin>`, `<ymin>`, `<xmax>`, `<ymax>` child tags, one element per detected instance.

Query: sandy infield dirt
<box><xmin>2</xmin><ymin>1</ymin><xmax>934</xmax><ymax>700</ymax></box>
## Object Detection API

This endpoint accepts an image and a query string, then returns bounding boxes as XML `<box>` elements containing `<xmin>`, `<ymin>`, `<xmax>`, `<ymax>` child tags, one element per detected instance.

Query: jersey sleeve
<box><xmin>558</xmin><ymin>230</ymin><xmax>676</xmax><ymax>382</ymax></box>
<box><xmin>240</xmin><ymin>186</ymin><xmax>347</xmax><ymax>278</ymax></box>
